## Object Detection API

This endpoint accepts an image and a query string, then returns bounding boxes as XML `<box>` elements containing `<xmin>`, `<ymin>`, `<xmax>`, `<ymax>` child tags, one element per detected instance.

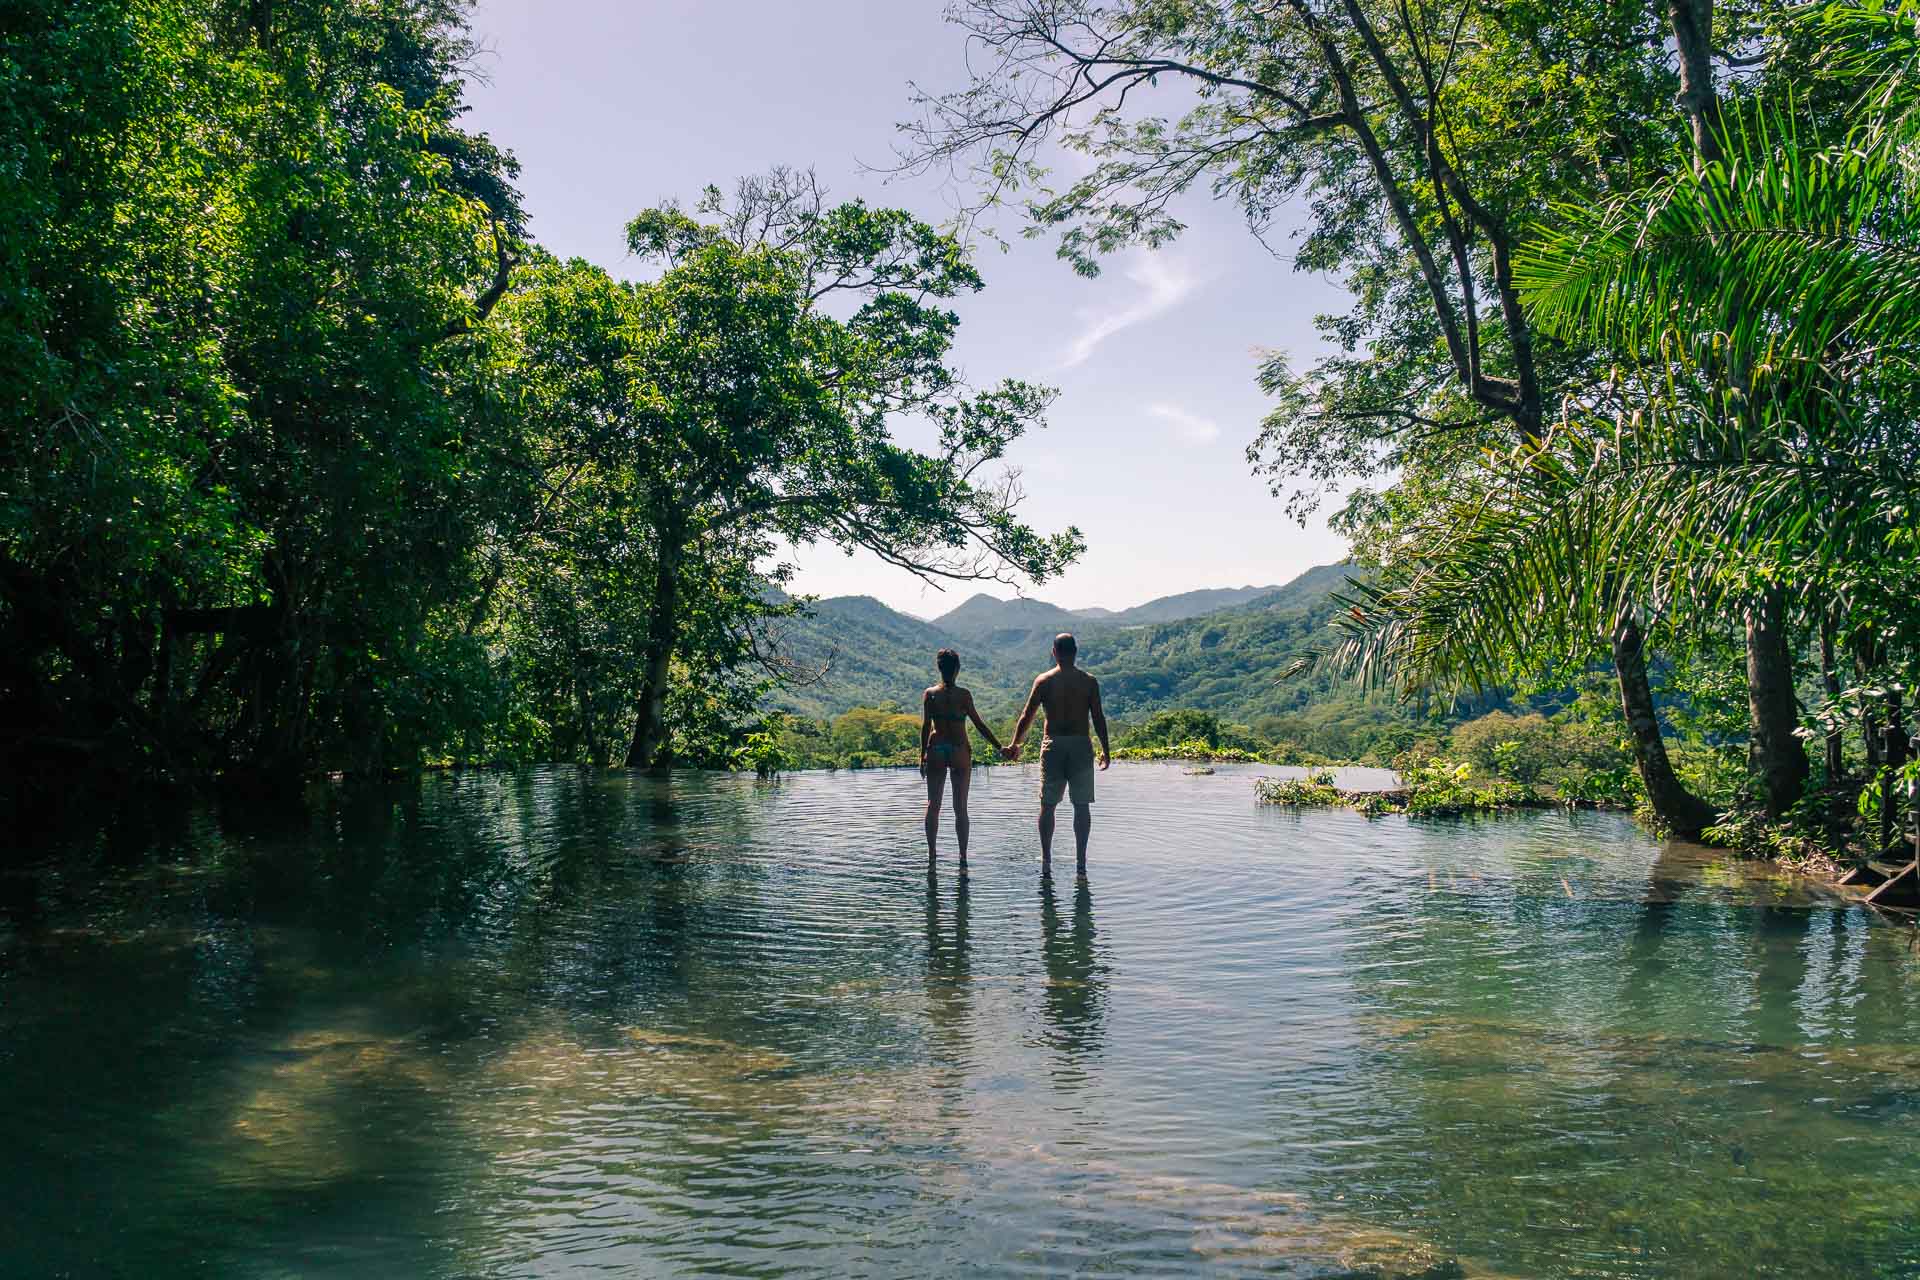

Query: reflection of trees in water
<box><xmin>4</xmin><ymin>766</ymin><xmax>962</xmax><ymax>1274</ymax></box>
<box><xmin>1291</xmin><ymin>830</ymin><xmax>1920</xmax><ymax>1277</ymax></box>
<box><xmin>1039</xmin><ymin>871</ymin><xmax>1105</xmax><ymax>1079</ymax></box>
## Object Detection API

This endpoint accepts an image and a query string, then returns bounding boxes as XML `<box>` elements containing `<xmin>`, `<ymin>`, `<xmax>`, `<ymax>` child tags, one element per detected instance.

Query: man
<box><xmin>1003</xmin><ymin>633</ymin><xmax>1110</xmax><ymax>870</ymax></box>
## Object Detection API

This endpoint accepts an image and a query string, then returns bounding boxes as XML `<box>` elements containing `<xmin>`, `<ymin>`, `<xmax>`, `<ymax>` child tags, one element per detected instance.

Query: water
<box><xmin>2</xmin><ymin>763</ymin><xmax>1917</xmax><ymax>1279</ymax></box>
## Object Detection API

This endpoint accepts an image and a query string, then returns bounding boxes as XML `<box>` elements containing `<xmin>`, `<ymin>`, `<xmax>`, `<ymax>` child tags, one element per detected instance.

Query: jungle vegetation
<box><xmin>9</xmin><ymin>0</ymin><xmax>1917</xmax><ymax>869</ymax></box>
<box><xmin>907</xmin><ymin>0</ymin><xmax>1920</xmax><ymax>858</ymax></box>
<box><xmin>1</xmin><ymin>0</ymin><xmax>1077</xmax><ymax>809</ymax></box>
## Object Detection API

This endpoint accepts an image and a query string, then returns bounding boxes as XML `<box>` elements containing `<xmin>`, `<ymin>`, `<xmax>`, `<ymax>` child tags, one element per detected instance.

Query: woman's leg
<box><xmin>949</xmin><ymin>759</ymin><xmax>972</xmax><ymax>860</ymax></box>
<box><xmin>924</xmin><ymin>762</ymin><xmax>946</xmax><ymax>858</ymax></box>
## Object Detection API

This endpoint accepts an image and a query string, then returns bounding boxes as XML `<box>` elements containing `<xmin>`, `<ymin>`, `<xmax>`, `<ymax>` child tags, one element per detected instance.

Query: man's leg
<box><xmin>1038</xmin><ymin>801</ymin><xmax>1057</xmax><ymax>863</ymax></box>
<box><xmin>925</xmin><ymin>766</ymin><xmax>946</xmax><ymax>858</ymax></box>
<box><xmin>1072</xmin><ymin>801</ymin><xmax>1091</xmax><ymax>870</ymax></box>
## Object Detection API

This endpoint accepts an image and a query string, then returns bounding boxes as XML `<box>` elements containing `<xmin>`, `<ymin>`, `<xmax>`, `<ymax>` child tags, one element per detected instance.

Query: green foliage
<box><xmin>1450</xmin><ymin>707</ymin><xmax>1631</xmax><ymax>794</ymax></box>
<box><xmin>1400</xmin><ymin>760</ymin><xmax>1529</xmax><ymax>817</ymax></box>
<box><xmin>1279</xmin><ymin>0</ymin><xmax>1920</xmax><ymax>846</ymax></box>
<box><xmin>0</xmin><ymin>7</ymin><xmax>1078</xmax><ymax>787</ymax></box>
<box><xmin>487</xmin><ymin>172</ymin><xmax>1082</xmax><ymax>768</ymax></box>
<box><xmin>1555</xmin><ymin>764</ymin><xmax>1643</xmax><ymax>809</ymax></box>
<box><xmin>1122</xmin><ymin>709</ymin><xmax>1227</xmax><ymax>750</ymax></box>
<box><xmin>731</xmin><ymin>730</ymin><xmax>790</xmax><ymax>779</ymax></box>
<box><xmin>1452</xmin><ymin>712</ymin><xmax>1556</xmax><ymax>783</ymax></box>
<box><xmin>830</xmin><ymin>707</ymin><xmax>922</xmax><ymax>766</ymax></box>
<box><xmin>1116</xmin><ymin>708</ymin><xmax>1268</xmax><ymax>756</ymax></box>
<box><xmin>1111</xmin><ymin>741</ymin><xmax>1265</xmax><ymax>764</ymax></box>
<box><xmin>3</xmin><ymin>0</ymin><xmax>525</xmax><ymax>781</ymax></box>
<box><xmin>1256</xmin><ymin>758</ymin><xmax>1532</xmax><ymax>817</ymax></box>
<box><xmin>1254</xmin><ymin>771</ymin><xmax>1346</xmax><ymax>808</ymax></box>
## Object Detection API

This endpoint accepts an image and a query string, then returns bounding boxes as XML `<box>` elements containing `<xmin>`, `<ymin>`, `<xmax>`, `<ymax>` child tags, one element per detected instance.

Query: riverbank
<box><xmin>1255</xmin><ymin>762</ymin><xmax>1562</xmax><ymax>819</ymax></box>
<box><xmin>1250</xmin><ymin>765</ymin><xmax>1920</xmax><ymax>916</ymax></box>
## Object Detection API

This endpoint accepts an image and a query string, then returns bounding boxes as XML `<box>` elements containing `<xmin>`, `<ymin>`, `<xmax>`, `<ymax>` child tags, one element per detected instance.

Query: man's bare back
<box><xmin>1030</xmin><ymin>665</ymin><xmax>1099</xmax><ymax>737</ymax></box>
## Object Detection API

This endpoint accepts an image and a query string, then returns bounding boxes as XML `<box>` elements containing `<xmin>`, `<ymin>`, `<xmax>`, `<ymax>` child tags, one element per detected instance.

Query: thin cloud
<box><xmin>1147</xmin><ymin>402</ymin><xmax>1222</xmax><ymax>444</ymax></box>
<box><xmin>1062</xmin><ymin>253</ymin><xmax>1200</xmax><ymax>368</ymax></box>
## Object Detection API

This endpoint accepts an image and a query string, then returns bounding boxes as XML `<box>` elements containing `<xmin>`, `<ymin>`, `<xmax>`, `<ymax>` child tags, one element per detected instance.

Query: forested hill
<box><xmin>768</xmin><ymin>562</ymin><xmax>1438</xmax><ymax>758</ymax></box>
<box><xmin>927</xmin><ymin>582</ymin><xmax>1280</xmax><ymax>633</ymax></box>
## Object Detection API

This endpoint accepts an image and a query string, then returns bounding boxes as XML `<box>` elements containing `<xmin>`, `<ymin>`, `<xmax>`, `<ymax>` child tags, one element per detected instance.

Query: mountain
<box><xmin>1104</xmin><ymin>584</ymin><xmax>1284</xmax><ymax>625</ymax></box>
<box><xmin>929</xmin><ymin>582</ymin><xmax>1286</xmax><ymax>635</ymax></box>
<box><xmin>767</xmin><ymin>595</ymin><xmax>1007</xmax><ymax>719</ymax></box>
<box><xmin>931</xmin><ymin>593</ymin><xmax>1083</xmax><ymax>637</ymax></box>
<box><xmin>767</xmin><ymin>563</ymin><xmax>1371</xmax><ymax>724</ymax></box>
<box><xmin>1241</xmin><ymin>562</ymin><xmax>1354</xmax><ymax>612</ymax></box>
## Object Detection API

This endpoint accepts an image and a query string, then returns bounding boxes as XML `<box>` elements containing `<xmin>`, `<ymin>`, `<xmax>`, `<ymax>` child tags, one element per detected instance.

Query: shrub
<box><xmin>731</xmin><ymin>731</ymin><xmax>790</xmax><ymax>778</ymax></box>
<box><xmin>1552</xmin><ymin>764</ymin><xmax>1641</xmax><ymax>809</ymax></box>
<box><xmin>1401</xmin><ymin>758</ymin><xmax>1527</xmax><ymax>816</ymax></box>
<box><xmin>1451</xmin><ymin>711</ymin><xmax>1555</xmax><ymax>782</ymax></box>
<box><xmin>1254</xmin><ymin>769</ymin><xmax>1344</xmax><ymax>807</ymax></box>
<box><xmin>1114</xmin><ymin>739</ymin><xmax>1262</xmax><ymax>763</ymax></box>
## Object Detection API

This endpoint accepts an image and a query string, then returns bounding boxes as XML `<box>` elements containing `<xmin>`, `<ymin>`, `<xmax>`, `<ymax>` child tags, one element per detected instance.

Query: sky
<box><xmin>461</xmin><ymin>0</ymin><xmax>1355</xmax><ymax>617</ymax></box>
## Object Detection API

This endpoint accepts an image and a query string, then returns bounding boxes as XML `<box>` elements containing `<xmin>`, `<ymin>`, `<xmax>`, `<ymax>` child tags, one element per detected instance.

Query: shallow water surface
<box><xmin>3</xmin><ymin>763</ymin><xmax>1918</xmax><ymax>1278</ymax></box>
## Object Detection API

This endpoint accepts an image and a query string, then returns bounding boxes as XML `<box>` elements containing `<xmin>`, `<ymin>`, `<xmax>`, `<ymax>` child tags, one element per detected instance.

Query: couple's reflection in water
<box><xmin>1039</xmin><ymin>869</ymin><xmax>1106</xmax><ymax>1081</ymax></box>
<box><xmin>922</xmin><ymin>862</ymin><xmax>1106</xmax><ymax>1085</ymax></box>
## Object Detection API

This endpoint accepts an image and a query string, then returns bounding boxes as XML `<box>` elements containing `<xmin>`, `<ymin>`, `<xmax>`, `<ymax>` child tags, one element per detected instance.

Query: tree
<box><xmin>1</xmin><ymin>0</ymin><xmax>525</xmax><ymax>785</ymax></box>
<box><xmin>1303</xmin><ymin>0</ymin><xmax>1920</xmax><ymax>840</ymax></box>
<box><xmin>902</xmin><ymin>0</ymin><xmax>1766</xmax><ymax>830</ymax></box>
<box><xmin>480</xmin><ymin>172</ymin><xmax>1082</xmax><ymax>770</ymax></box>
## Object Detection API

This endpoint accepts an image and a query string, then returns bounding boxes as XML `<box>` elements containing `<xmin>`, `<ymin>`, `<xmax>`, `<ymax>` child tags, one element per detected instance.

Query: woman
<box><xmin>921</xmin><ymin>648</ymin><xmax>1005</xmax><ymax>861</ymax></box>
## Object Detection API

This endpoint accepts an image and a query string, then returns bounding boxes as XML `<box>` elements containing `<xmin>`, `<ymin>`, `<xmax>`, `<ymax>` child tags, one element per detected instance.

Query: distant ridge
<box><xmin>768</xmin><ymin>563</ymin><xmax>1357</xmax><ymax>719</ymax></box>
<box><xmin>931</xmin><ymin>593</ymin><xmax>1082</xmax><ymax>636</ymax></box>
<box><xmin>1104</xmin><ymin>583</ymin><xmax>1282</xmax><ymax>625</ymax></box>
<box><xmin>929</xmin><ymin>582</ymin><xmax>1285</xmax><ymax>635</ymax></box>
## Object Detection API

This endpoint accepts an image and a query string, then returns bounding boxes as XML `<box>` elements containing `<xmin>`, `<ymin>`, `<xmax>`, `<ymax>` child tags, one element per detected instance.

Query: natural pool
<box><xmin>2</xmin><ymin>763</ymin><xmax>1917</xmax><ymax>1278</ymax></box>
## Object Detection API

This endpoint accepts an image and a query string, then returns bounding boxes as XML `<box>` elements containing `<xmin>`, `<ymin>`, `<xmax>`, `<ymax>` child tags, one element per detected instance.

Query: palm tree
<box><xmin>1299</xmin><ymin>0</ymin><xmax>1920</xmax><ymax>835</ymax></box>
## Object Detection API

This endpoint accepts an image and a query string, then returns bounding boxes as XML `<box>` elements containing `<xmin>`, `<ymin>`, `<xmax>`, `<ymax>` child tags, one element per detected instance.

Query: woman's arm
<box><xmin>919</xmin><ymin>691</ymin><xmax>933</xmax><ymax>775</ymax></box>
<box><xmin>965</xmin><ymin>692</ymin><xmax>1003</xmax><ymax>753</ymax></box>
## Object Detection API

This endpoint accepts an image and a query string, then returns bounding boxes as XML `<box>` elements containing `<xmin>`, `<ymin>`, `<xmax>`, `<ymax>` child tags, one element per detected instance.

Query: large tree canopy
<box><xmin>2</xmin><ymin>0</ymin><xmax>524</xmax><ymax>783</ymax></box>
<box><xmin>901</xmin><ymin>0</ymin><xmax>1800</xmax><ymax>833</ymax></box>
<box><xmin>474</xmin><ymin>172</ymin><xmax>1082</xmax><ymax>768</ymax></box>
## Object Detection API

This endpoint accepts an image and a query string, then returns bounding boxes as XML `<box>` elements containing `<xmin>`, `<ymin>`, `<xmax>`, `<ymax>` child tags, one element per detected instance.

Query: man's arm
<box><xmin>965</xmin><ymin>692</ymin><xmax>1004</xmax><ymax>754</ymax></box>
<box><xmin>1090</xmin><ymin>679</ymin><xmax>1111</xmax><ymax>768</ymax></box>
<box><xmin>1005</xmin><ymin>678</ymin><xmax>1044</xmax><ymax>759</ymax></box>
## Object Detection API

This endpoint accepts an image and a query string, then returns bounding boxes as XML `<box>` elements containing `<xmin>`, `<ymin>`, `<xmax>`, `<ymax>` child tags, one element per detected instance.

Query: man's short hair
<box><xmin>936</xmin><ymin>648</ymin><xmax>961</xmax><ymax>682</ymax></box>
<box><xmin>1053</xmin><ymin>632</ymin><xmax>1077</xmax><ymax>659</ymax></box>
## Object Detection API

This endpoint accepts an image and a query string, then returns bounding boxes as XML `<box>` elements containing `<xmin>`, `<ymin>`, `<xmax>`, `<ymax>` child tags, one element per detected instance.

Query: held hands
<box><xmin>1001</xmin><ymin>743</ymin><xmax>1022</xmax><ymax>761</ymax></box>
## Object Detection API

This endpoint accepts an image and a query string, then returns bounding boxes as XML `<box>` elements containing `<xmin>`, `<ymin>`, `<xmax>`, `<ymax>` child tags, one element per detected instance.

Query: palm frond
<box><xmin>1295</xmin><ymin>408</ymin><xmax>1917</xmax><ymax>697</ymax></box>
<box><xmin>1516</xmin><ymin>99</ymin><xmax>1920</xmax><ymax>364</ymax></box>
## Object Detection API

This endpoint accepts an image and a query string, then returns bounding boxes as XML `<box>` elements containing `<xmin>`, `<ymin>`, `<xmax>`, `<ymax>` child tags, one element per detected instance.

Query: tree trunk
<box><xmin>1881</xmin><ymin>690</ymin><xmax>1910</xmax><ymax>857</ymax></box>
<box><xmin>1613</xmin><ymin>612</ymin><xmax>1716</xmax><ymax>837</ymax></box>
<box><xmin>1666</xmin><ymin>0</ymin><xmax>1723</xmax><ymax>166</ymax></box>
<box><xmin>1819</xmin><ymin>606</ymin><xmax>1844</xmax><ymax>782</ymax></box>
<box><xmin>623</xmin><ymin>542</ymin><xmax>681</xmax><ymax>771</ymax></box>
<box><xmin>1745</xmin><ymin>585</ymin><xmax>1808</xmax><ymax>818</ymax></box>
<box><xmin>1854</xmin><ymin>633</ymin><xmax>1884</xmax><ymax>771</ymax></box>
<box><xmin>1665</xmin><ymin>0</ymin><xmax>1809</xmax><ymax>825</ymax></box>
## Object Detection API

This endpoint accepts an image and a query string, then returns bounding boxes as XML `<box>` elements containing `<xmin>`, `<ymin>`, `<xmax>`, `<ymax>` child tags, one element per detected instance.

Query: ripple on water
<box><xmin>2</xmin><ymin>762</ymin><xmax>1918</xmax><ymax>1278</ymax></box>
